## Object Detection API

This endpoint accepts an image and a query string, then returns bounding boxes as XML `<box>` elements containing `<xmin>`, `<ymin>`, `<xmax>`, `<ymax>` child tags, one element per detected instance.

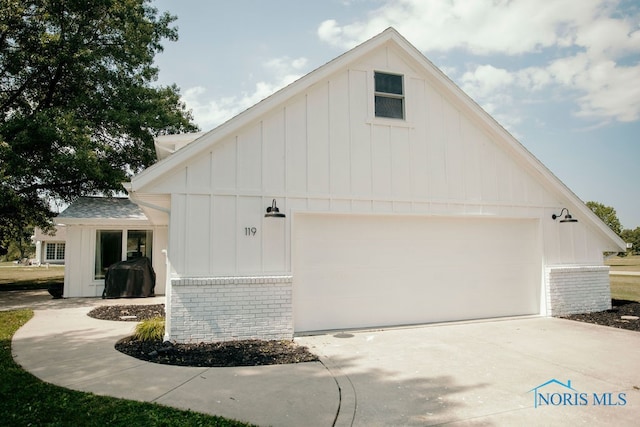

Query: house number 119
<box><xmin>244</xmin><ymin>227</ymin><xmax>257</xmax><ymax>236</ymax></box>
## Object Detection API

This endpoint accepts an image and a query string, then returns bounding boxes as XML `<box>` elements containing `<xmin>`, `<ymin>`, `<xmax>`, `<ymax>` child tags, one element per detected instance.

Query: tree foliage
<box><xmin>586</xmin><ymin>201</ymin><xmax>622</xmax><ymax>236</ymax></box>
<box><xmin>0</xmin><ymin>226</ymin><xmax>34</xmax><ymax>261</ymax></box>
<box><xmin>620</xmin><ymin>227</ymin><xmax>640</xmax><ymax>255</ymax></box>
<box><xmin>0</xmin><ymin>0</ymin><xmax>198</xmax><ymax>251</ymax></box>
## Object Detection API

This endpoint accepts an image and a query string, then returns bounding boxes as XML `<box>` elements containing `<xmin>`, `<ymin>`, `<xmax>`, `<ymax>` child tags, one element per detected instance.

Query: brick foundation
<box><xmin>546</xmin><ymin>265</ymin><xmax>611</xmax><ymax>316</ymax></box>
<box><xmin>168</xmin><ymin>276</ymin><xmax>293</xmax><ymax>343</ymax></box>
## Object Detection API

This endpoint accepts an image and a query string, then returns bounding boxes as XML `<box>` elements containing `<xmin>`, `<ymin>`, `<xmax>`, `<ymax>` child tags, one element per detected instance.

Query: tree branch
<box><xmin>17</xmin><ymin>178</ymin><xmax>90</xmax><ymax>195</ymax></box>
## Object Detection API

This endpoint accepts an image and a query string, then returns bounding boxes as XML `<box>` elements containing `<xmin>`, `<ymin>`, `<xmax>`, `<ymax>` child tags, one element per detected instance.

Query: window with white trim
<box><xmin>45</xmin><ymin>243</ymin><xmax>65</xmax><ymax>261</ymax></box>
<box><xmin>95</xmin><ymin>231</ymin><xmax>122</xmax><ymax>279</ymax></box>
<box><xmin>94</xmin><ymin>230</ymin><xmax>153</xmax><ymax>279</ymax></box>
<box><xmin>374</xmin><ymin>72</ymin><xmax>404</xmax><ymax>119</ymax></box>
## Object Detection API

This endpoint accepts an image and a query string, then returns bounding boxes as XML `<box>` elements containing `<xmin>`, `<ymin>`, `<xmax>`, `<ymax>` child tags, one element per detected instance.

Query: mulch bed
<box><xmin>89</xmin><ymin>299</ymin><xmax>640</xmax><ymax>368</ymax></box>
<box><xmin>114</xmin><ymin>336</ymin><xmax>318</xmax><ymax>367</ymax></box>
<box><xmin>87</xmin><ymin>304</ymin><xmax>318</xmax><ymax>367</ymax></box>
<box><xmin>88</xmin><ymin>304</ymin><xmax>165</xmax><ymax>321</ymax></box>
<box><xmin>561</xmin><ymin>299</ymin><xmax>640</xmax><ymax>332</ymax></box>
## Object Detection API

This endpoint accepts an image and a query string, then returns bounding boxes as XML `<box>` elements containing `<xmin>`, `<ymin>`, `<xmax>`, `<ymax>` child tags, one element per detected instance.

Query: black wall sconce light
<box><xmin>265</xmin><ymin>199</ymin><xmax>285</xmax><ymax>218</ymax></box>
<box><xmin>552</xmin><ymin>208</ymin><xmax>578</xmax><ymax>223</ymax></box>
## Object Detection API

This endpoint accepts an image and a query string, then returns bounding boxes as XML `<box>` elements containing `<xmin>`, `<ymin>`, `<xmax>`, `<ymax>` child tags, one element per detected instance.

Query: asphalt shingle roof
<box><xmin>58</xmin><ymin>197</ymin><xmax>146</xmax><ymax>220</ymax></box>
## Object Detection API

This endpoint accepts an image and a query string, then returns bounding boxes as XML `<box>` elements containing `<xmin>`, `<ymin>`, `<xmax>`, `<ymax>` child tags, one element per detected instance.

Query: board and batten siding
<box><xmin>151</xmin><ymin>45</ymin><xmax>605</xmax><ymax>277</ymax></box>
<box><xmin>63</xmin><ymin>225</ymin><xmax>168</xmax><ymax>297</ymax></box>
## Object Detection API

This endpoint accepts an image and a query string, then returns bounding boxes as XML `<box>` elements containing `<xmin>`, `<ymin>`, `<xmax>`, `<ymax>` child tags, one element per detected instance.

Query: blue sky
<box><xmin>152</xmin><ymin>0</ymin><xmax>640</xmax><ymax>229</ymax></box>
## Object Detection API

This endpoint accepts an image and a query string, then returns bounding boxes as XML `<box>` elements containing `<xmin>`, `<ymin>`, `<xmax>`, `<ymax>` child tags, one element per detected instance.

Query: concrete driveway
<box><xmin>6</xmin><ymin>291</ymin><xmax>640</xmax><ymax>426</ymax></box>
<box><xmin>297</xmin><ymin>317</ymin><xmax>640</xmax><ymax>426</ymax></box>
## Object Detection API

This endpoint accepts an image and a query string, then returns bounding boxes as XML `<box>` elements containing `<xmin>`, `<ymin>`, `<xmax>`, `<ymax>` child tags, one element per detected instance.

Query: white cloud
<box><xmin>516</xmin><ymin>67</ymin><xmax>553</xmax><ymax>91</ymax></box>
<box><xmin>264</xmin><ymin>56</ymin><xmax>308</xmax><ymax>75</ymax></box>
<box><xmin>183</xmin><ymin>56</ymin><xmax>308</xmax><ymax>130</ymax></box>
<box><xmin>318</xmin><ymin>0</ymin><xmax>607</xmax><ymax>54</ymax></box>
<box><xmin>572</xmin><ymin>60</ymin><xmax>640</xmax><ymax>122</ymax></box>
<box><xmin>319</xmin><ymin>0</ymin><xmax>640</xmax><ymax>124</ymax></box>
<box><xmin>461</xmin><ymin>65</ymin><xmax>514</xmax><ymax>98</ymax></box>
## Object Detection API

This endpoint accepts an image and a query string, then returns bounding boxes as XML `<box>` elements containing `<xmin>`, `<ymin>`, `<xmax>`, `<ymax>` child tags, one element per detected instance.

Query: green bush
<box><xmin>134</xmin><ymin>317</ymin><xmax>165</xmax><ymax>341</ymax></box>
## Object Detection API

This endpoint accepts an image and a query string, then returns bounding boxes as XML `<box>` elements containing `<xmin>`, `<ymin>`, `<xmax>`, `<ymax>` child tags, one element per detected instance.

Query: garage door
<box><xmin>293</xmin><ymin>214</ymin><xmax>541</xmax><ymax>332</ymax></box>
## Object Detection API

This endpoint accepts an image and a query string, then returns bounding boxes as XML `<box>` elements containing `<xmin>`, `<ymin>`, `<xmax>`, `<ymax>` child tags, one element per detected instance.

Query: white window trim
<box><xmin>44</xmin><ymin>242</ymin><xmax>65</xmax><ymax>261</ymax></box>
<box><xmin>374</xmin><ymin>71</ymin><xmax>405</xmax><ymax>120</ymax></box>
<box><xmin>92</xmin><ymin>227</ymin><xmax>155</xmax><ymax>282</ymax></box>
<box><xmin>367</xmin><ymin>69</ymin><xmax>413</xmax><ymax>127</ymax></box>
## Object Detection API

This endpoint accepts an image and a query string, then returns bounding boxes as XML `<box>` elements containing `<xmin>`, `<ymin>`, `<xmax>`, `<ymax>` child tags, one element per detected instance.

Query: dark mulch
<box><xmin>115</xmin><ymin>337</ymin><xmax>319</xmax><ymax>367</ymax></box>
<box><xmin>88</xmin><ymin>304</ymin><xmax>165</xmax><ymax>321</ymax></box>
<box><xmin>88</xmin><ymin>303</ymin><xmax>318</xmax><ymax>367</ymax></box>
<box><xmin>561</xmin><ymin>299</ymin><xmax>640</xmax><ymax>332</ymax></box>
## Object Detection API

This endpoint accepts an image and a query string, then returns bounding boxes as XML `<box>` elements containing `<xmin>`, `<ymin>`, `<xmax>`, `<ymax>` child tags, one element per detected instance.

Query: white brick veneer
<box><xmin>169</xmin><ymin>276</ymin><xmax>293</xmax><ymax>343</ymax></box>
<box><xmin>545</xmin><ymin>265</ymin><xmax>611</xmax><ymax>316</ymax></box>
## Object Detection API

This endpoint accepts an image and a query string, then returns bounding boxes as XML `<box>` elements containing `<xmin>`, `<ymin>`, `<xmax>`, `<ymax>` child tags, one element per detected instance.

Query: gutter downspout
<box><xmin>162</xmin><ymin>249</ymin><xmax>172</xmax><ymax>342</ymax></box>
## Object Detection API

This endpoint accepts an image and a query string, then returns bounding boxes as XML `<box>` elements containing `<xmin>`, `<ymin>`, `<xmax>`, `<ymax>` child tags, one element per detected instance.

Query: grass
<box><xmin>0</xmin><ymin>263</ymin><xmax>64</xmax><ymax>290</ymax></box>
<box><xmin>610</xmin><ymin>275</ymin><xmax>640</xmax><ymax>302</ymax></box>
<box><xmin>606</xmin><ymin>255</ymin><xmax>640</xmax><ymax>272</ymax></box>
<box><xmin>607</xmin><ymin>255</ymin><xmax>640</xmax><ymax>302</ymax></box>
<box><xmin>0</xmin><ymin>310</ymin><xmax>253</xmax><ymax>426</ymax></box>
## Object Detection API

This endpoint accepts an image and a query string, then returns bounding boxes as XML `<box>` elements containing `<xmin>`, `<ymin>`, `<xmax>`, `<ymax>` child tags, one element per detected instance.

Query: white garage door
<box><xmin>293</xmin><ymin>214</ymin><xmax>541</xmax><ymax>332</ymax></box>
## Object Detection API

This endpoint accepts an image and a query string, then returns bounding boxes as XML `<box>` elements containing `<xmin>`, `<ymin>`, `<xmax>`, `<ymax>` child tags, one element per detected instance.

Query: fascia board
<box><xmin>55</xmin><ymin>218</ymin><xmax>151</xmax><ymax>227</ymax></box>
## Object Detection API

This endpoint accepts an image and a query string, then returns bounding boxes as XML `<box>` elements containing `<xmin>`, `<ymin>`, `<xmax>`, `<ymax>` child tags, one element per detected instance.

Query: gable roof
<box><xmin>154</xmin><ymin>132</ymin><xmax>206</xmax><ymax>160</ymax></box>
<box><xmin>128</xmin><ymin>27</ymin><xmax>625</xmax><ymax>251</ymax></box>
<box><xmin>56</xmin><ymin>197</ymin><xmax>148</xmax><ymax>225</ymax></box>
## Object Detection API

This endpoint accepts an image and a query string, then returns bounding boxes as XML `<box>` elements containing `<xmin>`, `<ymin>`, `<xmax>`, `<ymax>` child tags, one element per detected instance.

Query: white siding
<box><xmin>147</xmin><ymin>42</ymin><xmax>609</xmax><ymax>278</ymax></box>
<box><xmin>211</xmin><ymin>195</ymin><xmax>236</xmax><ymax>274</ymax></box>
<box><xmin>329</xmin><ymin>73</ymin><xmax>351</xmax><ymax>196</ymax></box>
<box><xmin>238</xmin><ymin>125</ymin><xmax>262</xmax><ymax>192</ymax></box>
<box><xmin>64</xmin><ymin>224</ymin><xmax>167</xmax><ymax>297</ymax></box>
<box><xmin>263</xmin><ymin>111</ymin><xmax>286</xmax><ymax>193</ymax></box>
<box><xmin>307</xmin><ymin>83</ymin><xmax>330</xmax><ymax>195</ymax></box>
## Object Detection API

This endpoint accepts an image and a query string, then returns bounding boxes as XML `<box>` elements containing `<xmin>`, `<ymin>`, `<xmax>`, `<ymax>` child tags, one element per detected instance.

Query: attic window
<box><xmin>374</xmin><ymin>72</ymin><xmax>404</xmax><ymax>119</ymax></box>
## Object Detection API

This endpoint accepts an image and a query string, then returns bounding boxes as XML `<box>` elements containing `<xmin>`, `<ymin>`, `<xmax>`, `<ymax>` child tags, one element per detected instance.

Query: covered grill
<box><xmin>103</xmin><ymin>257</ymin><xmax>156</xmax><ymax>298</ymax></box>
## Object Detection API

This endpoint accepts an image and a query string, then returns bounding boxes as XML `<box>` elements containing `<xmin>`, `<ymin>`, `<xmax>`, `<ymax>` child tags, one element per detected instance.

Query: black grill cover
<box><xmin>103</xmin><ymin>257</ymin><xmax>156</xmax><ymax>298</ymax></box>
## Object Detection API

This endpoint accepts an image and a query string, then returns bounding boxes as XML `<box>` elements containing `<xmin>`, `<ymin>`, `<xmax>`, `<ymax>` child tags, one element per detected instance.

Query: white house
<box><xmin>57</xmin><ymin>197</ymin><xmax>167</xmax><ymax>297</ymax></box>
<box><xmin>64</xmin><ymin>28</ymin><xmax>626</xmax><ymax>342</ymax></box>
<box><xmin>33</xmin><ymin>227</ymin><xmax>66</xmax><ymax>265</ymax></box>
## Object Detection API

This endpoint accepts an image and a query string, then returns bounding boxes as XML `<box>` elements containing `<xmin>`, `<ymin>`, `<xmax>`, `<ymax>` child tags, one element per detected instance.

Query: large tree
<box><xmin>0</xmin><ymin>0</ymin><xmax>197</xmax><ymax>251</ymax></box>
<box><xmin>586</xmin><ymin>201</ymin><xmax>623</xmax><ymax>235</ymax></box>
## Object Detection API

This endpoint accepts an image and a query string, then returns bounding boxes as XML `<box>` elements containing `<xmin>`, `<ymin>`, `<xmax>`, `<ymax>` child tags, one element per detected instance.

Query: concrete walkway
<box><xmin>7</xmin><ymin>292</ymin><xmax>338</xmax><ymax>427</ymax></box>
<box><xmin>610</xmin><ymin>271</ymin><xmax>640</xmax><ymax>276</ymax></box>
<box><xmin>5</xmin><ymin>290</ymin><xmax>640</xmax><ymax>426</ymax></box>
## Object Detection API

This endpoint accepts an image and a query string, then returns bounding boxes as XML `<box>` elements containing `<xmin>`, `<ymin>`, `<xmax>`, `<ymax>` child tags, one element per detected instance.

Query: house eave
<box><xmin>56</xmin><ymin>217</ymin><xmax>151</xmax><ymax>227</ymax></box>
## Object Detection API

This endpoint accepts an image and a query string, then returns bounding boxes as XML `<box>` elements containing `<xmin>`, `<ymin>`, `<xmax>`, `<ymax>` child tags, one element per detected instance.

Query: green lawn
<box><xmin>0</xmin><ymin>309</ymin><xmax>253</xmax><ymax>426</ymax></box>
<box><xmin>606</xmin><ymin>255</ymin><xmax>640</xmax><ymax>272</ymax></box>
<box><xmin>607</xmin><ymin>255</ymin><xmax>640</xmax><ymax>302</ymax></box>
<box><xmin>610</xmin><ymin>275</ymin><xmax>640</xmax><ymax>302</ymax></box>
<box><xmin>0</xmin><ymin>263</ymin><xmax>64</xmax><ymax>290</ymax></box>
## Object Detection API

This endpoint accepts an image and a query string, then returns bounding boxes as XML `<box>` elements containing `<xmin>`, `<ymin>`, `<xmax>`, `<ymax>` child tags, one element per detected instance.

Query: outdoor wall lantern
<box><xmin>265</xmin><ymin>199</ymin><xmax>285</xmax><ymax>218</ymax></box>
<box><xmin>552</xmin><ymin>208</ymin><xmax>578</xmax><ymax>223</ymax></box>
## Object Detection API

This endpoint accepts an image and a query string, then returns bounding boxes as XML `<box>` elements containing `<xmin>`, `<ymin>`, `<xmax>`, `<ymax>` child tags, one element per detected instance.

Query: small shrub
<box><xmin>134</xmin><ymin>317</ymin><xmax>165</xmax><ymax>341</ymax></box>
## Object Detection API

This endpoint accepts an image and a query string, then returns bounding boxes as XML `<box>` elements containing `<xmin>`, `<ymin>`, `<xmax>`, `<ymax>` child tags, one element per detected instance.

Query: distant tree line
<box><xmin>587</xmin><ymin>201</ymin><xmax>639</xmax><ymax>256</ymax></box>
